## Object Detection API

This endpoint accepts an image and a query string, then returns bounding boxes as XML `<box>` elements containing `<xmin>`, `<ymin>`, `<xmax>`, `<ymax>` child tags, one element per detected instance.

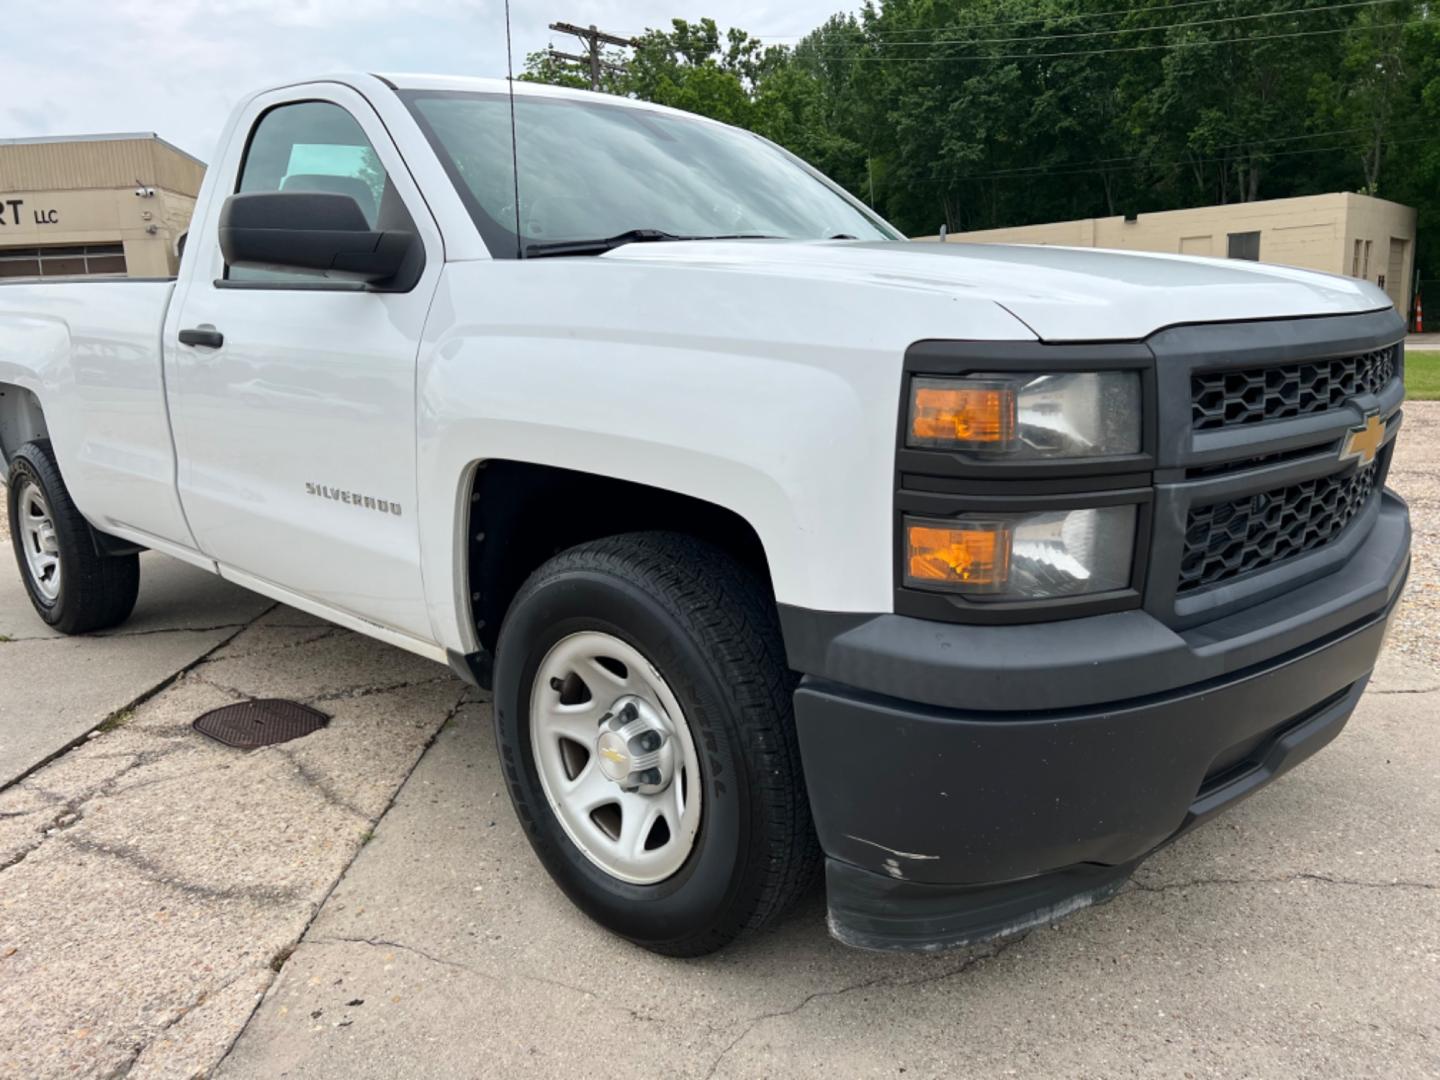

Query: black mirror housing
<box><xmin>218</xmin><ymin>192</ymin><xmax>422</xmax><ymax>290</ymax></box>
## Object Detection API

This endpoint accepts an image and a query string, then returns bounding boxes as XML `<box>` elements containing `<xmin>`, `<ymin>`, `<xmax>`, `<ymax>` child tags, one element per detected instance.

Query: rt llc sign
<box><xmin>0</xmin><ymin>199</ymin><xmax>61</xmax><ymax>226</ymax></box>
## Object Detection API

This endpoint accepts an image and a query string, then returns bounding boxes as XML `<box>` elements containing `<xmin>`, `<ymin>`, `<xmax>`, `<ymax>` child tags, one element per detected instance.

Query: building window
<box><xmin>1353</xmin><ymin>239</ymin><xmax>1363</xmax><ymax>276</ymax></box>
<box><xmin>1362</xmin><ymin>239</ymin><xmax>1372</xmax><ymax>278</ymax></box>
<box><xmin>0</xmin><ymin>243</ymin><xmax>127</xmax><ymax>279</ymax></box>
<box><xmin>1227</xmin><ymin>231</ymin><xmax>1261</xmax><ymax>261</ymax></box>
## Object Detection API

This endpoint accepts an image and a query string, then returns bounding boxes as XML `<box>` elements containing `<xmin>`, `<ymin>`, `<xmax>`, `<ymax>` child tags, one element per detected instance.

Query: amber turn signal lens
<box><xmin>905</xmin><ymin>520</ymin><xmax>1011</xmax><ymax>592</ymax></box>
<box><xmin>909</xmin><ymin>380</ymin><xmax>1016</xmax><ymax>448</ymax></box>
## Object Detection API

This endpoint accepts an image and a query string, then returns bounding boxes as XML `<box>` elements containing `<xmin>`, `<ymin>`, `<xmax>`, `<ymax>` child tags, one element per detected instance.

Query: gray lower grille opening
<box><xmin>1178</xmin><ymin>461</ymin><xmax>1380</xmax><ymax>594</ymax></box>
<box><xmin>1191</xmin><ymin>345</ymin><xmax>1397</xmax><ymax>432</ymax></box>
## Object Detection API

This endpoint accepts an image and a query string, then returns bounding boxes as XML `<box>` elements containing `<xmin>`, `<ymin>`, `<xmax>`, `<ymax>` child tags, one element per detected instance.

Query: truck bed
<box><xmin>0</xmin><ymin>278</ymin><xmax>193</xmax><ymax>550</ymax></box>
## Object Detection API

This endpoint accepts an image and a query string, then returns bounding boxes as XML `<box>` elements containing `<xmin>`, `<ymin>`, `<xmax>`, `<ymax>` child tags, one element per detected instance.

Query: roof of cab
<box><xmin>372</xmin><ymin>72</ymin><xmax>703</xmax><ymax>120</ymax></box>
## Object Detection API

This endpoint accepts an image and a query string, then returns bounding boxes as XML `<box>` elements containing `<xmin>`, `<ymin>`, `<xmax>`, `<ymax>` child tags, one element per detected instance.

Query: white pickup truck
<box><xmin>0</xmin><ymin>74</ymin><xmax>1411</xmax><ymax>955</ymax></box>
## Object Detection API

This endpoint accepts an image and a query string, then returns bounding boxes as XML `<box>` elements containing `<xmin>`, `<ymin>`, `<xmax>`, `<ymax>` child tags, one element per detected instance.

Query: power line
<box><xmin>816</xmin><ymin>17</ymin><xmax>1424</xmax><ymax>62</ymax></box>
<box><xmin>761</xmin><ymin>0</ymin><xmax>1301</xmax><ymax>40</ymax></box>
<box><xmin>904</xmin><ymin>132</ymin><xmax>1435</xmax><ymax>186</ymax></box>
<box><xmin>797</xmin><ymin>0</ymin><xmax>1403</xmax><ymax>51</ymax></box>
<box><xmin>903</xmin><ymin>125</ymin><xmax>1380</xmax><ymax>183</ymax></box>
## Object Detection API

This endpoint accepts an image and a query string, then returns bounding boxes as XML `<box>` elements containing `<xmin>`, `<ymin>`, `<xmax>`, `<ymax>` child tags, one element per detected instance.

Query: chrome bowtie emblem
<box><xmin>1339</xmin><ymin>412</ymin><xmax>1385</xmax><ymax>468</ymax></box>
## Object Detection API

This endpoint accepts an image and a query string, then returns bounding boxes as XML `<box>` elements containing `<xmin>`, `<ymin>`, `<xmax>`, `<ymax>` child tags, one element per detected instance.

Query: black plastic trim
<box><xmin>213</xmin><ymin>278</ymin><xmax>368</xmax><ymax>292</ymax></box>
<box><xmin>782</xmin><ymin>490</ymin><xmax>1410</xmax><ymax>713</ymax></box>
<box><xmin>1145</xmin><ymin>423</ymin><xmax>1400</xmax><ymax>631</ymax></box>
<box><xmin>447</xmin><ymin>648</ymin><xmax>494</xmax><ymax>691</ymax></box>
<box><xmin>796</xmin><ymin>566</ymin><xmax>1398</xmax><ymax>914</ymax></box>
<box><xmin>821</xmin><ymin>670</ymin><xmax>1369</xmax><ymax>952</ymax></box>
<box><xmin>1149</xmin><ymin>308</ymin><xmax>1405</xmax><ymax>468</ymax></box>
<box><xmin>178</xmin><ymin>327</ymin><xmax>224</xmax><ymax>349</ymax></box>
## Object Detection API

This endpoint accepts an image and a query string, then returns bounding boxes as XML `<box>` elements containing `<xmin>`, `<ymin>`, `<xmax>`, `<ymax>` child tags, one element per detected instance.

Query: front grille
<box><xmin>1178</xmin><ymin>461</ymin><xmax>1379</xmax><ymax>594</ymax></box>
<box><xmin>1191</xmin><ymin>345</ymin><xmax>1397</xmax><ymax>432</ymax></box>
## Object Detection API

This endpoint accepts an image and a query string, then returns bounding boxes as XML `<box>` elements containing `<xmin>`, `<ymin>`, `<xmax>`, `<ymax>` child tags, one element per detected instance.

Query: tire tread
<box><xmin>506</xmin><ymin>531</ymin><xmax>820</xmax><ymax>956</ymax></box>
<box><xmin>7</xmin><ymin>439</ymin><xmax>139</xmax><ymax>634</ymax></box>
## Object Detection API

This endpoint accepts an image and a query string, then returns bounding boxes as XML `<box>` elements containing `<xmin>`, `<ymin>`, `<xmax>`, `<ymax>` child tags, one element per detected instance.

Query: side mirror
<box><xmin>218</xmin><ymin>192</ymin><xmax>421</xmax><ymax>289</ymax></box>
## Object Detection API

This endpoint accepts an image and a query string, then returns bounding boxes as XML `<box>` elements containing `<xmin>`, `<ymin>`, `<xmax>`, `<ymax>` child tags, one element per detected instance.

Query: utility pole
<box><xmin>547</xmin><ymin>22</ymin><xmax>634</xmax><ymax>91</ymax></box>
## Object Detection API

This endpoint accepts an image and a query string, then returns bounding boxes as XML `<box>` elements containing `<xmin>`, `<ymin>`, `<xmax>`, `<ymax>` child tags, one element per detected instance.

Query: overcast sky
<box><xmin>1</xmin><ymin>1</ymin><xmax>850</xmax><ymax>161</ymax></box>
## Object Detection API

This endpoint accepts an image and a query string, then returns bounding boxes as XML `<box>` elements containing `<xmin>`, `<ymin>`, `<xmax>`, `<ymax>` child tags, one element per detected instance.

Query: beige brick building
<box><xmin>934</xmin><ymin>193</ymin><xmax>1417</xmax><ymax>313</ymax></box>
<box><xmin>0</xmin><ymin>133</ymin><xmax>205</xmax><ymax>280</ymax></box>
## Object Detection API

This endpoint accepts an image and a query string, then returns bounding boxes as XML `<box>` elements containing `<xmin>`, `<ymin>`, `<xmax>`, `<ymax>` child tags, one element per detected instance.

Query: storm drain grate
<box><xmin>193</xmin><ymin>699</ymin><xmax>329</xmax><ymax>749</ymax></box>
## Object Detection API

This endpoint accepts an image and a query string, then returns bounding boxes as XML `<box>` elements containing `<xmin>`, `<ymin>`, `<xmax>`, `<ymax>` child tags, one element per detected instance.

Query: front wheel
<box><xmin>493</xmin><ymin>532</ymin><xmax>819</xmax><ymax>956</ymax></box>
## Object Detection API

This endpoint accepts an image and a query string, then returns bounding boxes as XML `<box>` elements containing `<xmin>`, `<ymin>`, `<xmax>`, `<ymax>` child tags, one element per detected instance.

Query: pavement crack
<box><xmin>701</xmin><ymin>934</ymin><xmax>1027</xmax><ymax>1079</ymax></box>
<box><xmin>196</xmin><ymin>626</ymin><xmax>345</xmax><ymax>664</ymax></box>
<box><xmin>0</xmin><ymin>604</ymin><xmax>278</xmax><ymax>796</ymax></box>
<box><xmin>98</xmin><ymin>622</ymin><xmax>251</xmax><ymax>639</ymax></box>
<box><xmin>0</xmin><ymin>623</ymin><xmax>249</xmax><ymax>644</ymax></box>
<box><xmin>310</xmin><ymin>935</ymin><xmax>622</xmax><ymax>1004</ymax></box>
<box><xmin>185</xmin><ymin>672</ymin><xmax>256</xmax><ymax>702</ymax></box>
<box><xmin>101</xmin><ymin>963</ymin><xmax>261</xmax><ymax>1080</ymax></box>
<box><xmin>1129</xmin><ymin>871</ymin><xmax>1439</xmax><ymax>894</ymax></box>
<box><xmin>271</xmin><ymin>748</ymin><xmax>371</xmax><ymax>822</ymax></box>
<box><xmin>308</xmin><ymin>674</ymin><xmax>456</xmax><ymax>703</ymax></box>
<box><xmin>0</xmin><ymin>749</ymin><xmax>191</xmax><ymax>877</ymax></box>
<box><xmin>211</xmin><ymin>687</ymin><xmax>474</xmax><ymax>1076</ymax></box>
<box><xmin>59</xmin><ymin>834</ymin><xmax>304</xmax><ymax>904</ymax></box>
<box><xmin>319</xmin><ymin>936</ymin><xmax>471</xmax><ymax>972</ymax></box>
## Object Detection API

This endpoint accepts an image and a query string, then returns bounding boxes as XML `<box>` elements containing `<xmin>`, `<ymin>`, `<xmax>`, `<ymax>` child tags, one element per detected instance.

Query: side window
<box><xmin>228</xmin><ymin>101</ymin><xmax>411</xmax><ymax>282</ymax></box>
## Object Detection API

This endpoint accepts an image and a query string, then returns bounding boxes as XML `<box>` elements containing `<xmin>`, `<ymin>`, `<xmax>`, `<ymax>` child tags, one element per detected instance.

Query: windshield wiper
<box><xmin>524</xmin><ymin>229</ymin><xmax>780</xmax><ymax>258</ymax></box>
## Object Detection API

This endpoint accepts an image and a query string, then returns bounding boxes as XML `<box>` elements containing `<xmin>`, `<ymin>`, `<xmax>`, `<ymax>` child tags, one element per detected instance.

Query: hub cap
<box><xmin>530</xmin><ymin>631</ymin><xmax>703</xmax><ymax>885</ymax></box>
<box><xmin>17</xmin><ymin>479</ymin><xmax>61</xmax><ymax>604</ymax></box>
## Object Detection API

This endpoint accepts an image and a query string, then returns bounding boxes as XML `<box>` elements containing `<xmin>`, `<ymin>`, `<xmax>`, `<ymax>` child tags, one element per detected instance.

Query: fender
<box><xmin>414</xmin><ymin>255</ymin><xmax>1039</xmax><ymax>654</ymax></box>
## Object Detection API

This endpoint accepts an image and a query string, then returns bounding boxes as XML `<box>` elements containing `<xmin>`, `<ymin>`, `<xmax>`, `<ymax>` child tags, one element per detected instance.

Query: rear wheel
<box><xmin>6</xmin><ymin>440</ymin><xmax>139</xmax><ymax>634</ymax></box>
<box><xmin>493</xmin><ymin>531</ymin><xmax>819</xmax><ymax>956</ymax></box>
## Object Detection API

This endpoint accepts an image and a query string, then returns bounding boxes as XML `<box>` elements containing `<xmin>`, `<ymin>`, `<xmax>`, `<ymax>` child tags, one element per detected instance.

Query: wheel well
<box><xmin>465</xmin><ymin>461</ymin><xmax>775</xmax><ymax>657</ymax></box>
<box><xmin>0</xmin><ymin>385</ymin><xmax>48</xmax><ymax>475</ymax></box>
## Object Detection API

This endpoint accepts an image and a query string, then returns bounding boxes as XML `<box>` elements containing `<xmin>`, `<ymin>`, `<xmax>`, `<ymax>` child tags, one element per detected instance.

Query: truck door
<box><xmin>165</xmin><ymin>86</ymin><xmax>443</xmax><ymax>642</ymax></box>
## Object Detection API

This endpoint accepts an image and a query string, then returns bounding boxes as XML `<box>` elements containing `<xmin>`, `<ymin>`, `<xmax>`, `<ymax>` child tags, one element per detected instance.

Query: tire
<box><xmin>493</xmin><ymin>531</ymin><xmax>820</xmax><ymax>956</ymax></box>
<box><xmin>6</xmin><ymin>439</ymin><xmax>140</xmax><ymax>634</ymax></box>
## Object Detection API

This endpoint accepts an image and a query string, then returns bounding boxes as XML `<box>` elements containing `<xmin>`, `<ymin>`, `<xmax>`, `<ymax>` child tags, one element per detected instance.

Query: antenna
<box><xmin>504</xmin><ymin>0</ymin><xmax>523</xmax><ymax>259</ymax></box>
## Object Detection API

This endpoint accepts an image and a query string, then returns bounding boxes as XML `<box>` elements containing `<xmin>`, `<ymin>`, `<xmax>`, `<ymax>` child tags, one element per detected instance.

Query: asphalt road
<box><xmin>1</xmin><ymin>423</ymin><xmax>1437</xmax><ymax>1077</ymax></box>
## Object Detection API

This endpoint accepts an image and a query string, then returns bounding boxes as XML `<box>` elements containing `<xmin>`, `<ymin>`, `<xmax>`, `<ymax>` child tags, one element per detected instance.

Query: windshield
<box><xmin>401</xmin><ymin>90</ymin><xmax>901</xmax><ymax>257</ymax></box>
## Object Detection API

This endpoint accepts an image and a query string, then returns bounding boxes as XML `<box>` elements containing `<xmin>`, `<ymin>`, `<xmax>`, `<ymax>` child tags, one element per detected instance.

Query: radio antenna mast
<box><xmin>504</xmin><ymin>0</ymin><xmax>523</xmax><ymax>258</ymax></box>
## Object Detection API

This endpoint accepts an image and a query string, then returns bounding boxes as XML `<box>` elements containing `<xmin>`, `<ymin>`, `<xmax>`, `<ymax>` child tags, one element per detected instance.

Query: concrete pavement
<box><xmin>1</xmin><ymin>405</ymin><xmax>1437</xmax><ymax>1078</ymax></box>
<box><xmin>0</xmin><ymin>594</ymin><xmax>471</xmax><ymax>1078</ymax></box>
<box><xmin>0</xmin><ymin>552</ymin><xmax>272</xmax><ymax>788</ymax></box>
<box><xmin>215</xmin><ymin>660</ymin><xmax>1440</xmax><ymax>1080</ymax></box>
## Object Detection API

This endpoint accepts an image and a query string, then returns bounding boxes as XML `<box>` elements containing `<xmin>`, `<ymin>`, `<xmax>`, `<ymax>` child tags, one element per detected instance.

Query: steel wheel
<box><xmin>17</xmin><ymin>478</ymin><xmax>61</xmax><ymax>604</ymax></box>
<box><xmin>530</xmin><ymin>630</ymin><xmax>703</xmax><ymax>885</ymax></box>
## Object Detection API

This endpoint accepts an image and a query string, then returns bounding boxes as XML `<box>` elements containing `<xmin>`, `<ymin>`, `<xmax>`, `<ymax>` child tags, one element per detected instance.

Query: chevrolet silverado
<box><xmin>0</xmin><ymin>74</ymin><xmax>1410</xmax><ymax>955</ymax></box>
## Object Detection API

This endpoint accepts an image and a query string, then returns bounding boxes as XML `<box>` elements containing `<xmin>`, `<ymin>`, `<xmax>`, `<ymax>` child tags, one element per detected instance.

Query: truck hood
<box><xmin>601</xmin><ymin>239</ymin><xmax>1392</xmax><ymax>342</ymax></box>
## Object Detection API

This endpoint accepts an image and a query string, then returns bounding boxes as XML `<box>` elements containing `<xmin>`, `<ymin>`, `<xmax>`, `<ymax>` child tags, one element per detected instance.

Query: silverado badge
<box><xmin>1339</xmin><ymin>412</ymin><xmax>1385</xmax><ymax>468</ymax></box>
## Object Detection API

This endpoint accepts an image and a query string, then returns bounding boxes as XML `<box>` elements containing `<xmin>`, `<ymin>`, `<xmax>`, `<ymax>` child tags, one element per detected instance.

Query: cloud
<box><xmin>1</xmin><ymin>0</ymin><xmax>851</xmax><ymax>160</ymax></box>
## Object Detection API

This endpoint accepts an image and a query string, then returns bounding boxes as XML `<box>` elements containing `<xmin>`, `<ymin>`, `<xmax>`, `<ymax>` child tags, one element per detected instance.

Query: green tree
<box><xmin>517</xmin><ymin>2</ymin><xmax>1439</xmax><ymax>307</ymax></box>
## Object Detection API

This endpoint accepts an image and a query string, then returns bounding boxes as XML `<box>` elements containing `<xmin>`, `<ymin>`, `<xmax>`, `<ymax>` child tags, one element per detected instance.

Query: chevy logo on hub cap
<box><xmin>1339</xmin><ymin>412</ymin><xmax>1385</xmax><ymax>467</ymax></box>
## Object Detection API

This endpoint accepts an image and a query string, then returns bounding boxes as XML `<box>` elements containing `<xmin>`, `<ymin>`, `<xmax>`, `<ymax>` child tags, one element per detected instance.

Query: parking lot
<box><xmin>0</xmin><ymin>406</ymin><xmax>1436</xmax><ymax>1079</ymax></box>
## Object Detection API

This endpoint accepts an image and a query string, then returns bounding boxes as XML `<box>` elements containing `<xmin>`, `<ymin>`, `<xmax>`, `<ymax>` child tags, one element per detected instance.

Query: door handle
<box><xmin>179</xmin><ymin>327</ymin><xmax>224</xmax><ymax>349</ymax></box>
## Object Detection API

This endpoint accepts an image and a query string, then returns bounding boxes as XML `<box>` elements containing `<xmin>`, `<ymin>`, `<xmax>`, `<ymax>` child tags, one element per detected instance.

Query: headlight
<box><xmin>907</xmin><ymin>371</ymin><xmax>1141</xmax><ymax>459</ymax></box>
<box><xmin>905</xmin><ymin>505</ymin><xmax>1136</xmax><ymax>599</ymax></box>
